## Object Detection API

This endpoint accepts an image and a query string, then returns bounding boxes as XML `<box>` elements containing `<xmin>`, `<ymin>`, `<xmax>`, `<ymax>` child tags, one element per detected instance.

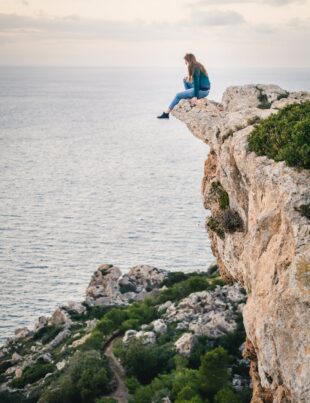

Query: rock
<box><xmin>85</xmin><ymin>319</ymin><xmax>98</xmax><ymax>331</ymax></box>
<box><xmin>122</xmin><ymin>265</ymin><xmax>167</xmax><ymax>293</ymax></box>
<box><xmin>172</xmin><ymin>84</ymin><xmax>310</xmax><ymax>403</ymax></box>
<box><xmin>14</xmin><ymin>327</ymin><xmax>32</xmax><ymax>339</ymax></box>
<box><xmin>158</xmin><ymin>300</ymin><xmax>173</xmax><ymax>312</ymax></box>
<box><xmin>70</xmin><ymin>333</ymin><xmax>92</xmax><ymax>348</ymax></box>
<box><xmin>135</xmin><ymin>331</ymin><xmax>156</xmax><ymax>345</ymax></box>
<box><xmin>34</xmin><ymin>316</ymin><xmax>49</xmax><ymax>332</ymax></box>
<box><xmin>174</xmin><ymin>333</ymin><xmax>197</xmax><ymax>356</ymax></box>
<box><xmin>37</xmin><ymin>353</ymin><xmax>53</xmax><ymax>363</ymax></box>
<box><xmin>49</xmin><ymin>329</ymin><xmax>70</xmax><ymax>349</ymax></box>
<box><xmin>85</xmin><ymin>264</ymin><xmax>122</xmax><ymax>306</ymax></box>
<box><xmin>11</xmin><ymin>352</ymin><xmax>22</xmax><ymax>363</ymax></box>
<box><xmin>15</xmin><ymin>367</ymin><xmax>23</xmax><ymax>378</ymax></box>
<box><xmin>56</xmin><ymin>360</ymin><xmax>66</xmax><ymax>371</ymax></box>
<box><xmin>50</xmin><ymin>308</ymin><xmax>72</xmax><ymax>327</ymax></box>
<box><xmin>123</xmin><ymin>329</ymin><xmax>156</xmax><ymax>345</ymax></box>
<box><xmin>64</xmin><ymin>301</ymin><xmax>87</xmax><ymax>315</ymax></box>
<box><xmin>163</xmin><ymin>285</ymin><xmax>245</xmax><ymax>338</ymax></box>
<box><xmin>123</xmin><ymin>330</ymin><xmax>137</xmax><ymax>345</ymax></box>
<box><xmin>151</xmin><ymin>319</ymin><xmax>167</xmax><ymax>334</ymax></box>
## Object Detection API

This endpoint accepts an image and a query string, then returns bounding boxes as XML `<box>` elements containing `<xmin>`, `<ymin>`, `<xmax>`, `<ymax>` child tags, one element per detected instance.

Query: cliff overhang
<box><xmin>172</xmin><ymin>84</ymin><xmax>310</xmax><ymax>403</ymax></box>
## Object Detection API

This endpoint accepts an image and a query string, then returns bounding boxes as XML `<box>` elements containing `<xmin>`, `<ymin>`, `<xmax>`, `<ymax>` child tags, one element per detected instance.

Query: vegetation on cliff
<box><xmin>0</xmin><ymin>269</ymin><xmax>250</xmax><ymax>403</ymax></box>
<box><xmin>248</xmin><ymin>101</ymin><xmax>310</xmax><ymax>169</ymax></box>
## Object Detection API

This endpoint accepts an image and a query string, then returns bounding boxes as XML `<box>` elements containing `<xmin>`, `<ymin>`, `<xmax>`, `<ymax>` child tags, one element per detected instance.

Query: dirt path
<box><xmin>105</xmin><ymin>338</ymin><xmax>129</xmax><ymax>403</ymax></box>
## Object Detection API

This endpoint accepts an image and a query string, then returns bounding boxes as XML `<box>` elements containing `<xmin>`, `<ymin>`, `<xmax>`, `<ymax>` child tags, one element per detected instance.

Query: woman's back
<box><xmin>193</xmin><ymin>65</ymin><xmax>211</xmax><ymax>94</ymax></box>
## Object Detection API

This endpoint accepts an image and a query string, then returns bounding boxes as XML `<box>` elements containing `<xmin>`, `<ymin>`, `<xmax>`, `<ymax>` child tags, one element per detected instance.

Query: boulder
<box><xmin>174</xmin><ymin>333</ymin><xmax>197</xmax><ymax>356</ymax></box>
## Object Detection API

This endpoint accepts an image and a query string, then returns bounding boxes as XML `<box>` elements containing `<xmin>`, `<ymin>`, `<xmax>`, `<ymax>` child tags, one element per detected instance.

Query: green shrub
<box><xmin>157</xmin><ymin>274</ymin><xmax>212</xmax><ymax>303</ymax></box>
<box><xmin>133</xmin><ymin>374</ymin><xmax>172</xmax><ymax>403</ymax></box>
<box><xmin>10</xmin><ymin>362</ymin><xmax>54</xmax><ymax>388</ymax></box>
<box><xmin>248</xmin><ymin>101</ymin><xmax>310</xmax><ymax>169</ymax></box>
<box><xmin>276</xmin><ymin>91</ymin><xmax>289</xmax><ymax>100</ymax></box>
<box><xmin>118</xmin><ymin>339</ymin><xmax>175</xmax><ymax>384</ymax></box>
<box><xmin>214</xmin><ymin>386</ymin><xmax>240</xmax><ymax>403</ymax></box>
<box><xmin>95</xmin><ymin>398</ymin><xmax>117</xmax><ymax>403</ymax></box>
<box><xmin>222</xmin><ymin>209</ymin><xmax>243</xmax><ymax>233</ymax></box>
<box><xmin>295</xmin><ymin>204</ymin><xmax>310</xmax><ymax>220</ymax></box>
<box><xmin>199</xmin><ymin>347</ymin><xmax>230</xmax><ymax>398</ymax></box>
<box><xmin>79</xmin><ymin>330</ymin><xmax>104</xmax><ymax>351</ymax></box>
<box><xmin>0</xmin><ymin>391</ymin><xmax>25</xmax><ymax>403</ymax></box>
<box><xmin>256</xmin><ymin>86</ymin><xmax>272</xmax><ymax>109</ymax></box>
<box><xmin>211</xmin><ymin>181</ymin><xmax>230</xmax><ymax>210</ymax></box>
<box><xmin>33</xmin><ymin>325</ymin><xmax>63</xmax><ymax>344</ymax></box>
<box><xmin>40</xmin><ymin>350</ymin><xmax>114</xmax><ymax>403</ymax></box>
<box><xmin>206</xmin><ymin>217</ymin><xmax>225</xmax><ymax>240</ymax></box>
<box><xmin>161</xmin><ymin>272</ymin><xmax>189</xmax><ymax>287</ymax></box>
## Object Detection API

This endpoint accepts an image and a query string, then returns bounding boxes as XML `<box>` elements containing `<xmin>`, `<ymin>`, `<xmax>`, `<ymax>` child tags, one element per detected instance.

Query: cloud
<box><xmin>0</xmin><ymin>10</ymin><xmax>246</xmax><ymax>45</ymax></box>
<box><xmin>0</xmin><ymin>14</ymin><xmax>178</xmax><ymax>41</ymax></box>
<box><xmin>287</xmin><ymin>16</ymin><xmax>310</xmax><ymax>29</ymax></box>
<box><xmin>189</xmin><ymin>0</ymin><xmax>307</xmax><ymax>6</ymax></box>
<box><xmin>186</xmin><ymin>9</ymin><xmax>246</xmax><ymax>26</ymax></box>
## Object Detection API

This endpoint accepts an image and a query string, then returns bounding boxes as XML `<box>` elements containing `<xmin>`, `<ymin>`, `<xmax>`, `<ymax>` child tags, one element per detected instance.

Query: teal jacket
<box><xmin>193</xmin><ymin>65</ymin><xmax>211</xmax><ymax>97</ymax></box>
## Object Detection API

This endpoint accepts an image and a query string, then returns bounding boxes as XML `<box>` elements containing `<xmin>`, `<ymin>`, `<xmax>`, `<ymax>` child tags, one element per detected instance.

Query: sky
<box><xmin>0</xmin><ymin>0</ymin><xmax>309</xmax><ymax>68</ymax></box>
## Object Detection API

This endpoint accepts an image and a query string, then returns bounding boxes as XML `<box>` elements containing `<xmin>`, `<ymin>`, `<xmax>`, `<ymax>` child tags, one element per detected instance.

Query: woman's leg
<box><xmin>167</xmin><ymin>88</ymin><xmax>195</xmax><ymax>112</ymax></box>
<box><xmin>197</xmin><ymin>89</ymin><xmax>210</xmax><ymax>99</ymax></box>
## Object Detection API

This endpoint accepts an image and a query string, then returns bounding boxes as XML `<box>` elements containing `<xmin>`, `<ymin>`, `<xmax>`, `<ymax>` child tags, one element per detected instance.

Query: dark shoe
<box><xmin>157</xmin><ymin>112</ymin><xmax>169</xmax><ymax>119</ymax></box>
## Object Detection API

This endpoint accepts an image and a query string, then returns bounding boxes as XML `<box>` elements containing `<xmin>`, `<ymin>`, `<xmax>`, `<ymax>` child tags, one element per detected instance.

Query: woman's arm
<box><xmin>193</xmin><ymin>66</ymin><xmax>200</xmax><ymax>97</ymax></box>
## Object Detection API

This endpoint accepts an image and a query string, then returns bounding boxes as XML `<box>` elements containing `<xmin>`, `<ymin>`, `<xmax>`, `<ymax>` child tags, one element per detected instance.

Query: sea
<box><xmin>0</xmin><ymin>66</ymin><xmax>309</xmax><ymax>344</ymax></box>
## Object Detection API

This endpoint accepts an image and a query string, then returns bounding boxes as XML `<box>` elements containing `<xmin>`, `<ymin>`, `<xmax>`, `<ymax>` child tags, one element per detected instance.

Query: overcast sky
<box><xmin>0</xmin><ymin>0</ymin><xmax>309</xmax><ymax>67</ymax></box>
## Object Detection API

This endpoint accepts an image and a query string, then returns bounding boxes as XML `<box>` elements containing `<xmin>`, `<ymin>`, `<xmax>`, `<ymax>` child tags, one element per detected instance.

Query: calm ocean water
<box><xmin>0</xmin><ymin>66</ymin><xmax>309</xmax><ymax>344</ymax></box>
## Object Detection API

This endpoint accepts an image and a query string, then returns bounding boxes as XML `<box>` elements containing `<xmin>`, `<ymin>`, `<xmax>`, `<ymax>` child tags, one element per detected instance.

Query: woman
<box><xmin>157</xmin><ymin>53</ymin><xmax>211</xmax><ymax>119</ymax></box>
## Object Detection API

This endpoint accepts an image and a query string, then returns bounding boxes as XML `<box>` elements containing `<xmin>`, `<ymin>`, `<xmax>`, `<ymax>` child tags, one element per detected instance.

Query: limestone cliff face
<box><xmin>172</xmin><ymin>84</ymin><xmax>310</xmax><ymax>403</ymax></box>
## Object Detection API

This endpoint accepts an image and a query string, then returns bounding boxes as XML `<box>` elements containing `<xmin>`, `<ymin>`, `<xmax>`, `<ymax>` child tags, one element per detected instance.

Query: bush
<box><xmin>118</xmin><ymin>339</ymin><xmax>175</xmax><ymax>384</ymax></box>
<box><xmin>33</xmin><ymin>325</ymin><xmax>63</xmax><ymax>344</ymax></box>
<box><xmin>157</xmin><ymin>274</ymin><xmax>212</xmax><ymax>303</ymax></box>
<box><xmin>133</xmin><ymin>374</ymin><xmax>172</xmax><ymax>403</ymax></box>
<box><xmin>248</xmin><ymin>101</ymin><xmax>310</xmax><ymax>169</ymax></box>
<box><xmin>206</xmin><ymin>217</ymin><xmax>225</xmax><ymax>240</ymax></box>
<box><xmin>40</xmin><ymin>350</ymin><xmax>114</xmax><ymax>403</ymax></box>
<box><xmin>211</xmin><ymin>181</ymin><xmax>230</xmax><ymax>210</ymax></box>
<box><xmin>214</xmin><ymin>386</ymin><xmax>240</xmax><ymax>403</ymax></box>
<box><xmin>199</xmin><ymin>347</ymin><xmax>230</xmax><ymax>398</ymax></box>
<box><xmin>161</xmin><ymin>272</ymin><xmax>189</xmax><ymax>287</ymax></box>
<box><xmin>256</xmin><ymin>86</ymin><xmax>272</xmax><ymax>109</ymax></box>
<box><xmin>10</xmin><ymin>362</ymin><xmax>54</xmax><ymax>389</ymax></box>
<box><xmin>222</xmin><ymin>209</ymin><xmax>243</xmax><ymax>233</ymax></box>
<box><xmin>295</xmin><ymin>204</ymin><xmax>310</xmax><ymax>220</ymax></box>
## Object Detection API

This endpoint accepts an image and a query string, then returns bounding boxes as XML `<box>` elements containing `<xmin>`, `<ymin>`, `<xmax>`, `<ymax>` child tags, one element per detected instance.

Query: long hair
<box><xmin>184</xmin><ymin>53</ymin><xmax>207</xmax><ymax>80</ymax></box>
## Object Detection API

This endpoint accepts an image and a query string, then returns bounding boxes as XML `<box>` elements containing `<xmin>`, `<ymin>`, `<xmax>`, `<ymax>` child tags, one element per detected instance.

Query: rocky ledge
<box><xmin>172</xmin><ymin>84</ymin><xmax>310</xmax><ymax>403</ymax></box>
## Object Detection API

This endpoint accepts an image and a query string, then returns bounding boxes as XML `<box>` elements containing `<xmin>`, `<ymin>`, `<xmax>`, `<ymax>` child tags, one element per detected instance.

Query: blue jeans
<box><xmin>168</xmin><ymin>78</ymin><xmax>210</xmax><ymax>110</ymax></box>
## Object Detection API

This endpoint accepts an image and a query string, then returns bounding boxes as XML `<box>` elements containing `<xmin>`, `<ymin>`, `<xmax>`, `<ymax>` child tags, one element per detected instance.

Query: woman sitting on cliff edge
<box><xmin>157</xmin><ymin>53</ymin><xmax>211</xmax><ymax>119</ymax></box>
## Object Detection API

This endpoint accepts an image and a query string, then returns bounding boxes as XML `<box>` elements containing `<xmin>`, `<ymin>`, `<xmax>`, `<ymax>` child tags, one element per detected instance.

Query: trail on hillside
<box><xmin>105</xmin><ymin>338</ymin><xmax>129</xmax><ymax>403</ymax></box>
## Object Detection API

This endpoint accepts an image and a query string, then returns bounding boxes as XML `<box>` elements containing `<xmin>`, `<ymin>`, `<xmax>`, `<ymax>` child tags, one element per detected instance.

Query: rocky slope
<box><xmin>172</xmin><ymin>84</ymin><xmax>310</xmax><ymax>403</ymax></box>
<box><xmin>0</xmin><ymin>264</ymin><xmax>249</xmax><ymax>402</ymax></box>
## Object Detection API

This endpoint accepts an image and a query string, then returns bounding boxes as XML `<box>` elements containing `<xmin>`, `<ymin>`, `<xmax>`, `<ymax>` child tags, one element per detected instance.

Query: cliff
<box><xmin>172</xmin><ymin>84</ymin><xmax>310</xmax><ymax>403</ymax></box>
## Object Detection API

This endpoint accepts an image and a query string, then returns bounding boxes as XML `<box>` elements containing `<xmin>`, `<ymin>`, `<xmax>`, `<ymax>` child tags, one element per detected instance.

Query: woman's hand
<box><xmin>190</xmin><ymin>97</ymin><xmax>197</xmax><ymax>106</ymax></box>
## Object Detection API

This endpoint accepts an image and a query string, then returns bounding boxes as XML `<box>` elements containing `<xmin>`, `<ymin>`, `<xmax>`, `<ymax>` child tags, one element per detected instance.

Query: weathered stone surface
<box><xmin>174</xmin><ymin>332</ymin><xmax>197</xmax><ymax>356</ymax></box>
<box><xmin>172</xmin><ymin>84</ymin><xmax>310</xmax><ymax>403</ymax></box>
<box><xmin>50</xmin><ymin>308</ymin><xmax>72</xmax><ymax>327</ymax></box>
<box><xmin>85</xmin><ymin>264</ymin><xmax>122</xmax><ymax>306</ymax></box>
<box><xmin>163</xmin><ymin>285</ymin><xmax>245</xmax><ymax>338</ymax></box>
<box><xmin>151</xmin><ymin>319</ymin><xmax>167</xmax><ymax>334</ymax></box>
<box><xmin>85</xmin><ymin>263</ymin><xmax>168</xmax><ymax>306</ymax></box>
